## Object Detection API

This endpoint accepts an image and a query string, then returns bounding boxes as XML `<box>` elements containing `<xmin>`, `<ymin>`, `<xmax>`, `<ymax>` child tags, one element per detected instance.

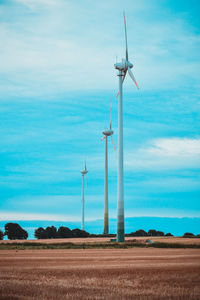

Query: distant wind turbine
<box><xmin>101</xmin><ymin>100</ymin><xmax>116</xmax><ymax>234</ymax></box>
<box><xmin>114</xmin><ymin>12</ymin><xmax>139</xmax><ymax>242</ymax></box>
<box><xmin>80</xmin><ymin>161</ymin><xmax>88</xmax><ymax>231</ymax></box>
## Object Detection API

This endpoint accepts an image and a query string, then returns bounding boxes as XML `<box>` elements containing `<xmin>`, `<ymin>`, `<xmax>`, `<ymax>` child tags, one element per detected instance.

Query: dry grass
<box><xmin>1</xmin><ymin>236</ymin><xmax>200</xmax><ymax>245</ymax></box>
<box><xmin>0</xmin><ymin>248</ymin><xmax>200</xmax><ymax>299</ymax></box>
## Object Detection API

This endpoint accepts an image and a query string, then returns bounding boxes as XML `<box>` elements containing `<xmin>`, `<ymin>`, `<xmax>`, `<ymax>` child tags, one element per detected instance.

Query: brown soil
<box><xmin>1</xmin><ymin>236</ymin><xmax>200</xmax><ymax>245</ymax></box>
<box><xmin>0</xmin><ymin>248</ymin><xmax>199</xmax><ymax>299</ymax></box>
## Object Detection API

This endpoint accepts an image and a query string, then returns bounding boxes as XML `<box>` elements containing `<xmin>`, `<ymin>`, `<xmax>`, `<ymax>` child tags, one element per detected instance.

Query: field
<box><xmin>1</xmin><ymin>236</ymin><xmax>200</xmax><ymax>245</ymax></box>
<box><xmin>0</xmin><ymin>246</ymin><xmax>200</xmax><ymax>299</ymax></box>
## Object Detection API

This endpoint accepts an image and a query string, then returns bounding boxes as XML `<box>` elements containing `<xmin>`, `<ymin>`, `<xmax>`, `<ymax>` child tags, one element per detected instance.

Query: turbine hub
<box><xmin>114</xmin><ymin>59</ymin><xmax>133</xmax><ymax>71</ymax></box>
<box><xmin>81</xmin><ymin>169</ymin><xmax>88</xmax><ymax>175</ymax></box>
<box><xmin>102</xmin><ymin>129</ymin><xmax>114</xmax><ymax>136</ymax></box>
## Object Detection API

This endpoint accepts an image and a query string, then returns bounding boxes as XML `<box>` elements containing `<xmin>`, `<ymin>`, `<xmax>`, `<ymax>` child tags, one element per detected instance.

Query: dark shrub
<box><xmin>5</xmin><ymin>223</ymin><xmax>28</xmax><ymax>240</ymax></box>
<box><xmin>34</xmin><ymin>227</ymin><xmax>48</xmax><ymax>239</ymax></box>
<box><xmin>148</xmin><ymin>229</ymin><xmax>158</xmax><ymax>236</ymax></box>
<box><xmin>165</xmin><ymin>233</ymin><xmax>173</xmax><ymax>236</ymax></box>
<box><xmin>57</xmin><ymin>227</ymin><xmax>73</xmax><ymax>238</ymax></box>
<box><xmin>148</xmin><ymin>229</ymin><xmax>164</xmax><ymax>237</ymax></box>
<box><xmin>45</xmin><ymin>226</ymin><xmax>57</xmax><ymax>239</ymax></box>
<box><xmin>0</xmin><ymin>230</ymin><xmax>3</xmax><ymax>240</ymax></box>
<box><xmin>156</xmin><ymin>231</ymin><xmax>164</xmax><ymax>236</ymax></box>
<box><xmin>183</xmin><ymin>232</ymin><xmax>195</xmax><ymax>238</ymax></box>
<box><xmin>72</xmin><ymin>228</ymin><xmax>90</xmax><ymax>238</ymax></box>
<box><xmin>130</xmin><ymin>229</ymin><xmax>148</xmax><ymax>237</ymax></box>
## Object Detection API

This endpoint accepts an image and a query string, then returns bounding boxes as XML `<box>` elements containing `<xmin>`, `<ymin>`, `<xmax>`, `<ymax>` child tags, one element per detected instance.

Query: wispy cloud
<box><xmin>0</xmin><ymin>0</ymin><xmax>199</xmax><ymax>97</ymax></box>
<box><xmin>125</xmin><ymin>138</ymin><xmax>200</xmax><ymax>170</ymax></box>
<box><xmin>147</xmin><ymin>138</ymin><xmax>200</xmax><ymax>156</ymax></box>
<box><xmin>0</xmin><ymin>209</ymin><xmax>199</xmax><ymax>221</ymax></box>
<box><xmin>15</xmin><ymin>0</ymin><xmax>62</xmax><ymax>10</ymax></box>
<box><xmin>0</xmin><ymin>211</ymin><xmax>80</xmax><ymax>221</ymax></box>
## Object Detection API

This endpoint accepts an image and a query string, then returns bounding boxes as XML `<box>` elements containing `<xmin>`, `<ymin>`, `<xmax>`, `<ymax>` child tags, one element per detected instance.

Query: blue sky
<box><xmin>0</xmin><ymin>0</ymin><xmax>200</xmax><ymax>231</ymax></box>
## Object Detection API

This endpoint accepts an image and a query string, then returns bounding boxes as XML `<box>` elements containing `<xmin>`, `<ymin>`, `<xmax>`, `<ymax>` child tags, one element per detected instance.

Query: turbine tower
<box><xmin>114</xmin><ymin>12</ymin><xmax>139</xmax><ymax>242</ymax></box>
<box><xmin>80</xmin><ymin>162</ymin><xmax>88</xmax><ymax>231</ymax></box>
<box><xmin>101</xmin><ymin>100</ymin><xmax>116</xmax><ymax>234</ymax></box>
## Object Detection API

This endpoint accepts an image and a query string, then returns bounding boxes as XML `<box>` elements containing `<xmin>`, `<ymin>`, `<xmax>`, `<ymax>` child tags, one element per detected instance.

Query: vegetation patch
<box><xmin>1</xmin><ymin>240</ymin><xmax>200</xmax><ymax>250</ymax></box>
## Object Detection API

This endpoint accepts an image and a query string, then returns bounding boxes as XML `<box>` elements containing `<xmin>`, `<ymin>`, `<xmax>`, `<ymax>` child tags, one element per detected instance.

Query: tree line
<box><xmin>0</xmin><ymin>223</ymin><xmax>199</xmax><ymax>240</ymax></box>
<box><xmin>34</xmin><ymin>226</ymin><xmax>90</xmax><ymax>239</ymax></box>
<box><xmin>127</xmin><ymin>229</ymin><xmax>172</xmax><ymax>237</ymax></box>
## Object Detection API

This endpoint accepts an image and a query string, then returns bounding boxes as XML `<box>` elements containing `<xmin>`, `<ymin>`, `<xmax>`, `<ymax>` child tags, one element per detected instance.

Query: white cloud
<box><xmin>148</xmin><ymin>138</ymin><xmax>200</xmax><ymax>157</ymax></box>
<box><xmin>0</xmin><ymin>0</ymin><xmax>199</xmax><ymax>96</ymax></box>
<box><xmin>15</xmin><ymin>0</ymin><xmax>62</xmax><ymax>10</ymax></box>
<box><xmin>0</xmin><ymin>211</ymin><xmax>80</xmax><ymax>221</ymax></box>
<box><xmin>125</xmin><ymin>137</ymin><xmax>200</xmax><ymax>170</ymax></box>
<box><xmin>0</xmin><ymin>210</ymin><xmax>199</xmax><ymax>220</ymax></box>
<box><xmin>124</xmin><ymin>210</ymin><xmax>200</xmax><ymax>218</ymax></box>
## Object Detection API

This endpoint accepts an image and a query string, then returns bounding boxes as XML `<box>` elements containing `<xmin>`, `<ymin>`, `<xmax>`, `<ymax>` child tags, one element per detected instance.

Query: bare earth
<box><xmin>0</xmin><ymin>248</ymin><xmax>200</xmax><ymax>300</ymax></box>
<box><xmin>1</xmin><ymin>236</ymin><xmax>200</xmax><ymax>244</ymax></box>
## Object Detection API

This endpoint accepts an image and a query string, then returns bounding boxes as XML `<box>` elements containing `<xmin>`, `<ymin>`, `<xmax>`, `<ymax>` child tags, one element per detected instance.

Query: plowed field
<box><xmin>0</xmin><ymin>248</ymin><xmax>200</xmax><ymax>299</ymax></box>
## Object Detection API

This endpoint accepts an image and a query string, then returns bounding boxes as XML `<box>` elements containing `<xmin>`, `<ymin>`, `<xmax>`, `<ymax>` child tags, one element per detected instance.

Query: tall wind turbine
<box><xmin>101</xmin><ymin>100</ymin><xmax>116</xmax><ymax>234</ymax></box>
<box><xmin>114</xmin><ymin>12</ymin><xmax>139</xmax><ymax>242</ymax></box>
<box><xmin>80</xmin><ymin>162</ymin><xmax>88</xmax><ymax>231</ymax></box>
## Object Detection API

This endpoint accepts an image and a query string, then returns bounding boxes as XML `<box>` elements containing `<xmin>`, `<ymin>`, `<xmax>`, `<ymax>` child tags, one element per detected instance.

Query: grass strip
<box><xmin>0</xmin><ymin>241</ymin><xmax>200</xmax><ymax>250</ymax></box>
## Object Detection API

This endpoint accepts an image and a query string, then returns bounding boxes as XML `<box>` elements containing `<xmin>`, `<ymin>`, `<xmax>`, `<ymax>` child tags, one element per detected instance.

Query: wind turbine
<box><xmin>114</xmin><ymin>12</ymin><xmax>139</xmax><ymax>242</ymax></box>
<box><xmin>101</xmin><ymin>100</ymin><xmax>116</xmax><ymax>234</ymax></box>
<box><xmin>80</xmin><ymin>161</ymin><xmax>88</xmax><ymax>231</ymax></box>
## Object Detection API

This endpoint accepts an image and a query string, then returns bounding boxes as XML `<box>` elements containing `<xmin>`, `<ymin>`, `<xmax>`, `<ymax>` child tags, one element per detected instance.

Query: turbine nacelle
<box><xmin>115</xmin><ymin>12</ymin><xmax>139</xmax><ymax>92</ymax></box>
<box><xmin>114</xmin><ymin>59</ymin><xmax>133</xmax><ymax>71</ymax></box>
<box><xmin>81</xmin><ymin>169</ymin><xmax>88</xmax><ymax>175</ymax></box>
<box><xmin>101</xmin><ymin>99</ymin><xmax>116</xmax><ymax>152</ymax></box>
<box><xmin>102</xmin><ymin>129</ymin><xmax>114</xmax><ymax>136</ymax></box>
<box><xmin>81</xmin><ymin>162</ymin><xmax>88</xmax><ymax>175</ymax></box>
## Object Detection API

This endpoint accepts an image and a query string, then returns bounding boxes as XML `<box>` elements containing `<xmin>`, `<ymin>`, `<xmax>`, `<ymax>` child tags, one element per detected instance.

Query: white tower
<box><xmin>114</xmin><ymin>12</ymin><xmax>139</xmax><ymax>242</ymax></box>
<box><xmin>101</xmin><ymin>101</ymin><xmax>116</xmax><ymax>234</ymax></box>
<box><xmin>80</xmin><ymin>162</ymin><xmax>88</xmax><ymax>231</ymax></box>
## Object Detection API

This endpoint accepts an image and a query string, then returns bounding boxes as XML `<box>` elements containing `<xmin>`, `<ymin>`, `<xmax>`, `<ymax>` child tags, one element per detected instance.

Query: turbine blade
<box><xmin>101</xmin><ymin>135</ymin><xmax>106</xmax><ymax>141</ymax></box>
<box><xmin>123</xmin><ymin>11</ymin><xmax>128</xmax><ymax>61</ymax></box>
<box><xmin>128</xmin><ymin>67</ymin><xmax>139</xmax><ymax>90</ymax></box>
<box><xmin>111</xmin><ymin>136</ymin><xmax>116</xmax><ymax>152</ymax></box>
<box><xmin>122</xmin><ymin>70</ymin><xmax>127</xmax><ymax>84</ymax></box>
<box><xmin>116</xmin><ymin>70</ymin><xmax>127</xmax><ymax>97</ymax></box>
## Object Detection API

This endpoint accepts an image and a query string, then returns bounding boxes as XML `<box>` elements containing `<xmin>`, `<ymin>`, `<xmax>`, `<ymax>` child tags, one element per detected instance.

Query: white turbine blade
<box><xmin>111</xmin><ymin>136</ymin><xmax>116</xmax><ymax>152</ymax></box>
<box><xmin>128</xmin><ymin>67</ymin><xmax>139</xmax><ymax>90</ymax></box>
<box><xmin>122</xmin><ymin>70</ymin><xmax>127</xmax><ymax>84</ymax></box>
<box><xmin>116</xmin><ymin>70</ymin><xmax>127</xmax><ymax>97</ymax></box>
<box><xmin>123</xmin><ymin>11</ymin><xmax>128</xmax><ymax>61</ymax></box>
<box><xmin>101</xmin><ymin>135</ymin><xmax>106</xmax><ymax>141</ymax></box>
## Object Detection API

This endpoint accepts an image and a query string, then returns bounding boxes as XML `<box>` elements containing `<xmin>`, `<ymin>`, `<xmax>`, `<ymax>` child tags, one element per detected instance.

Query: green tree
<box><xmin>148</xmin><ymin>229</ymin><xmax>158</xmax><ymax>237</ymax></box>
<box><xmin>183</xmin><ymin>232</ymin><xmax>195</xmax><ymax>238</ymax></box>
<box><xmin>4</xmin><ymin>223</ymin><xmax>28</xmax><ymax>240</ymax></box>
<box><xmin>130</xmin><ymin>229</ymin><xmax>148</xmax><ymax>237</ymax></box>
<box><xmin>34</xmin><ymin>227</ymin><xmax>48</xmax><ymax>239</ymax></box>
<box><xmin>72</xmin><ymin>228</ymin><xmax>90</xmax><ymax>238</ymax></box>
<box><xmin>45</xmin><ymin>226</ymin><xmax>57</xmax><ymax>239</ymax></box>
<box><xmin>0</xmin><ymin>230</ymin><xmax>3</xmax><ymax>240</ymax></box>
<box><xmin>57</xmin><ymin>226</ymin><xmax>73</xmax><ymax>238</ymax></box>
<box><xmin>156</xmin><ymin>231</ymin><xmax>164</xmax><ymax>236</ymax></box>
<box><xmin>147</xmin><ymin>229</ymin><xmax>164</xmax><ymax>237</ymax></box>
<box><xmin>165</xmin><ymin>233</ymin><xmax>173</xmax><ymax>236</ymax></box>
